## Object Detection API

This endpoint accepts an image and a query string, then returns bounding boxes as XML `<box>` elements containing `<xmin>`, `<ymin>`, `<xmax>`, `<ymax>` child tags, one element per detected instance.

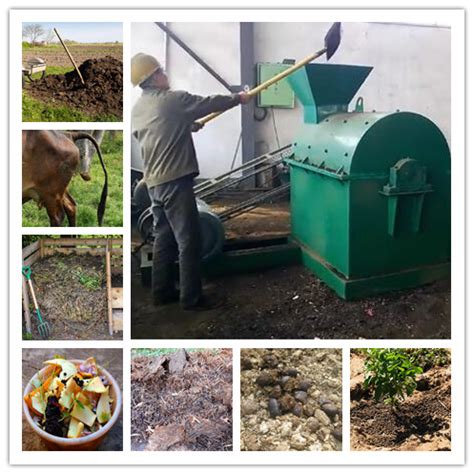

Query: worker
<box><xmin>131</xmin><ymin>53</ymin><xmax>251</xmax><ymax>310</ymax></box>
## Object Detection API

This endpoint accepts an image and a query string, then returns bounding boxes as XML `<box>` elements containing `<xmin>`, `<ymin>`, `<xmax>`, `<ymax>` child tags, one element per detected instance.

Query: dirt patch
<box><xmin>241</xmin><ymin>349</ymin><xmax>342</xmax><ymax>451</ymax></box>
<box><xmin>25</xmin><ymin>56</ymin><xmax>122</xmax><ymax>119</ymax></box>
<box><xmin>131</xmin><ymin>349</ymin><xmax>232</xmax><ymax>451</ymax></box>
<box><xmin>25</xmin><ymin>254</ymin><xmax>119</xmax><ymax>340</ymax></box>
<box><xmin>131</xmin><ymin>259</ymin><xmax>450</xmax><ymax>339</ymax></box>
<box><xmin>213</xmin><ymin>200</ymin><xmax>290</xmax><ymax>240</ymax></box>
<box><xmin>350</xmin><ymin>353</ymin><xmax>451</xmax><ymax>451</ymax></box>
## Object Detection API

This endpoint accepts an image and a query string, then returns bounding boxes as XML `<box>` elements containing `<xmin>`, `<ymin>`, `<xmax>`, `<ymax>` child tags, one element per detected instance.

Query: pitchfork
<box><xmin>22</xmin><ymin>265</ymin><xmax>51</xmax><ymax>339</ymax></box>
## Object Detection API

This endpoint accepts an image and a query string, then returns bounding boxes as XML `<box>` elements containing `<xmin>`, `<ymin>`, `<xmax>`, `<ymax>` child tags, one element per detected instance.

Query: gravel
<box><xmin>241</xmin><ymin>348</ymin><xmax>342</xmax><ymax>451</ymax></box>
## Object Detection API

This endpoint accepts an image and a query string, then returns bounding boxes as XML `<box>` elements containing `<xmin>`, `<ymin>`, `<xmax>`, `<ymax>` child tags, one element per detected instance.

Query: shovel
<box><xmin>22</xmin><ymin>265</ymin><xmax>51</xmax><ymax>339</ymax></box>
<box><xmin>196</xmin><ymin>22</ymin><xmax>342</xmax><ymax>126</ymax></box>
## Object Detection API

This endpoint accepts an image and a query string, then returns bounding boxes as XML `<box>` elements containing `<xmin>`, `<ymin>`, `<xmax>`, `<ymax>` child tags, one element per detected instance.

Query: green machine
<box><xmin>285</xmin><ymin>63</ymin><xmax>451</xmax><ymax>299</ymax></box>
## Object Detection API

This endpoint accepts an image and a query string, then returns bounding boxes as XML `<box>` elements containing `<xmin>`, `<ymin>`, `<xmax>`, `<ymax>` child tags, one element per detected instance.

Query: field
<box><xmin>350</xmin><ymin>349</ymin><xmax>451</xmax><ymax>451</ymax></box>
<box><xmin>22</xmin><ymin>43</ymin><xmax>123</xmax><ymax>122</ymax></box>
<box><xmin>240</xmin><ymin>349</ymin><xmax>342</xmax><ymax>451</ymax></box>
<box><xmin>23</xmin><ymin>43</ymin><xmax>122</xmax><ymax>67</ymax></box>
<box><xmin>22</xmin><ymin>131</ymin><xmax>123</xmax><ymax>227</ymax></box>
<box><xmin>131</xmin><ymin>348</ymin><xmax>232</xmax><ymax>451</ymax></box>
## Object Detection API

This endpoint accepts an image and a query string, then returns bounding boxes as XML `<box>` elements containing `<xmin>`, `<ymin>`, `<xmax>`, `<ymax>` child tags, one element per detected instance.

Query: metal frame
<box><xmin>155</xmin><ymin>22</ymin><xmax>235</xmax><ymax>92</ymax></box>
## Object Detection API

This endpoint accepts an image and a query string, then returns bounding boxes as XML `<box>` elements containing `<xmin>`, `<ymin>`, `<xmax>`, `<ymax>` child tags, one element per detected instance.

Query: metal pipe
<box><xmin>155</xmin><ymin>22</ymin><xmax>234</xmax><ymax>92</ymax></box>
<box><xmin>198</xmin><ymin>159</ymin><xmax>285</xmax><ymax>201</ymax></box>
<box><xmin>218</xmin><ymin>184</ymin><xmax>290</xmax><ymax>221</ymax></box>
<box><xmin>194</xmin><ymin>144</ymin><xmax>291</xmax><ymax>194</ymax></box>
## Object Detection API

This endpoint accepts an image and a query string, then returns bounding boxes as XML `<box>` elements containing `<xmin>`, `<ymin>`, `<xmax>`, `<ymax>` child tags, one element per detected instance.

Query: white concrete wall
<box><xmin>132</xmin><ymin>22</ymin><xmax>451</xmax><ymax>178</ymax></box>
<box><xmin>254</xmin><ymin>22</ymin><xmax>451</xmax><ymax>152</ymax></box>
<box><xmin>131</xmin><ymin>22</ymin><xmax>242</xmax><ymax>178</ymax></box>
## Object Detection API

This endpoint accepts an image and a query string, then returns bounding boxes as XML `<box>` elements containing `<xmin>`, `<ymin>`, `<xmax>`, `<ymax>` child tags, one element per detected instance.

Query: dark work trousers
<box><xmin>149</xmin><ymin>175</ymin><xmax>202</xmax><ymax>307</ymax></box>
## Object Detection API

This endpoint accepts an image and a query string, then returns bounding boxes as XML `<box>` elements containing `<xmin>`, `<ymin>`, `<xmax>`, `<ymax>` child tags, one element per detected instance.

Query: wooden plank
<box><xmin>23</xmin><ymin>252</ymin><xmax>40</xmax><ymax>267</ymax></box>
<box><xmin>49</xmin><ymin>248</ymin><xmax>107</xmax><ymax>256</ymax></box>
<box><xmin>43</xmin><ymin>238</ymin><xmax>109</xmax><ymax>246</ymax></box>
<box><xmin>22</xmin><ymin>276</ymin><xmax>32</xmax><ymax>334</ymax></box>
<box><xmin>42</xmin><ymin>237</ymin><xmax>123</xmax><ymax>246</ymax></box>
<box><xmin>105</xmin><ymin>243</ymin><xmax>113</xmax><ymax>336</ymax></box>
<box><xmin>22</xmin><ymin>241</ymin><xmax>39</xmax><ymax>259</ymax></box>
<box><xmin>112</xmin><ymin>310</ymin><xmax>123</xmax><ymax>332</ymax></box>
<box><xmin>111</xmin><ymin>287</ymin><xmax>123</xmax><ymax>309</ymax></box>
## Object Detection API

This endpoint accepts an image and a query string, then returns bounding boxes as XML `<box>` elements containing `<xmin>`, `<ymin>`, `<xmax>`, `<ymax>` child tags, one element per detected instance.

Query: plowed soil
<box><xmin>131</xmin><ymin>349</ymin><xmax>232</xmax><ymax>451</ymax></box>
<box><xmin>350</xmin><ymin>353</ymin><xmax>451</xmax><ymax>451</ymax></box>
<box><xmin>25</xmin><ymin>56</ymin><xmax>122</xmax><ymax>119</ymax></box>
<box><xmin>23</xmin><ymin>44</ymin><xmax>122</xmax><ymax>67</ymax></box>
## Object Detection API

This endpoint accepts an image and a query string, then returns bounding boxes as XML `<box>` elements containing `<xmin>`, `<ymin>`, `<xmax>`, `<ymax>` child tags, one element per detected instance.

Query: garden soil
<box><xmin>131</xmin><ymin>349</ymin><xmax>232</xmax><ymax>451</ymax></box>
<box><xmin>350</xmin><ymin>353</ymin><xmax>451</xmax><ymax>451</ymax></box>
<box><xmin>25</xmin><ymin>56</ymin><xmax>122</xmax><ymax>118</ymax></box>
<box><xmin>25</xmin><ymin>254</ymin><xmax>119</xmax><ymax>340</ymax></box>
<box><xmin>240</xmin><ymin>349</ymin><xmax>342</xmax><ymax>451</ymax></box>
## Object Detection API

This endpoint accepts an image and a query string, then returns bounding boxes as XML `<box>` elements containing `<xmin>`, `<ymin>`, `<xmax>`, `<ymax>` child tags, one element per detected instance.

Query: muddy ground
<box><xmin>131</xmin><ymin>200</ymin><xmax>450</xmax><ymax>340</ymax></box>
<box><xmin>25</xmin><ymin>57</ymin><xmax>122</xmax><ymax>119</ymax></box>
<box><xmin>350</xmin><ymin>352</ymin><xmax>451</xmax><ymax>451</ymax></box>
<box><xmin>24</xmin><ymin>254</ymin><xmax>120</xmax><ymax>340</ymax></box>
<box><xmin>241</xmin><ymin>349</ymin><xmax>342</xmax><ymax>451</ymax></box>
<box><xmin>22</xmin><ymin>348</ymin><xmax>123</xmax><ymax>451</ymax></box>
<box><xmin>131</xmin><ymin>349</ymin><xmax>232</xmax><ymax>451</ymax></box>
<box><xmin>131</xmin><ymin>260</ymin><xmax>450</xmax><ymax>340</ymax></box>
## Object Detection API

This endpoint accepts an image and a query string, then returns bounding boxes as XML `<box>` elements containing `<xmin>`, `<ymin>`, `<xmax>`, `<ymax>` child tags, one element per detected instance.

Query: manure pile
<box><xmin>26</xmin><ymin>56</ymin><xmax>123</xmax><ymax>118</ymax></box>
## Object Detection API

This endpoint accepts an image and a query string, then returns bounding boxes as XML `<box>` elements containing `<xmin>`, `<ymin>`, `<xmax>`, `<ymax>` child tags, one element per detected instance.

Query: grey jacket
<box><xmin>132</xmin><ymin>88</ymin><xmax>240</xmax><ymax>187</ymax></box>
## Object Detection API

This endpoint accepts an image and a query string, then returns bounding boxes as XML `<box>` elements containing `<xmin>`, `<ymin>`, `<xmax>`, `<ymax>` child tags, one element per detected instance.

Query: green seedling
<box><xmin>363</xmin><ymin>349</ymin><xmax>423</xmax><ymax>406</ymax></box>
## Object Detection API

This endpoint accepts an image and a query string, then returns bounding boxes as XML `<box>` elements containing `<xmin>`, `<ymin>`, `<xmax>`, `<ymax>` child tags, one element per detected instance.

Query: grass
<box><xmin>71</xmin><ymin>267</ymin><xmax>101</xmax><ymax>290</ymax></box>
<box><xmin>131</xmin><ymin>348</ymin><xmax>219</xmax><ymax>358</ymax></box>
<box><xmin>22</xmin><ymin>131</ymin><xmax>123</xmax><ymax>227</ymax></box>
<box><xmin>22</xmin><ymin>92</ymin><xmax>120</xmax><ymax>123</ymax></box>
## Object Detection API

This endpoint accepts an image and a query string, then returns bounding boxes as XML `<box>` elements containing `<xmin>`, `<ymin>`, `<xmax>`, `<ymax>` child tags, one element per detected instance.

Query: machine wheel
<box><xmin>137</xmin><ymin>203</ymin><xmax>225</xmax><ymax>262</ymax></box>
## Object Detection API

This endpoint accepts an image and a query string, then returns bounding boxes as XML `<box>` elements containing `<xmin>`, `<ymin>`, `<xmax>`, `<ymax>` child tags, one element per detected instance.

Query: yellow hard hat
<box><xmin>131</xmin><ymin>53</ymin><xmax>162</xmax><ymax>87</ymax></box>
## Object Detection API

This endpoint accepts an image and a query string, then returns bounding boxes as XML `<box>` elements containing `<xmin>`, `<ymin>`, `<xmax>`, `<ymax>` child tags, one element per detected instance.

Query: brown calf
<box><xmin>22</xmin><ymin>130</ymin><xmax>107</xmax><ymax>227</ymax></box>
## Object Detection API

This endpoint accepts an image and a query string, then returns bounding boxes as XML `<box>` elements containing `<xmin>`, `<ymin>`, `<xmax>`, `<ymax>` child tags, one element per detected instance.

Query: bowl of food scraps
<box><xmin>23</xmin><ymin>356</ymin><xmax>122</xmax><ymax>450</ymax></box>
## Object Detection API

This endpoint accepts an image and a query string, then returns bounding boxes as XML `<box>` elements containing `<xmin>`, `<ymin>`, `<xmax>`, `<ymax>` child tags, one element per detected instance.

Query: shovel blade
<box><xmin>324</xmin><ymin>22</ymin><xmax>342</xmax><ymax>60</ymax></box>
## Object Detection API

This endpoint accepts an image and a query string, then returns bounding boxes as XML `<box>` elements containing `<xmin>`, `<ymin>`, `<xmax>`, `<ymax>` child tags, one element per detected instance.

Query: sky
<box><xmin>22</xmin><ymin>22</ymin><xmax>122</xmax><ymax>43</ymax></box>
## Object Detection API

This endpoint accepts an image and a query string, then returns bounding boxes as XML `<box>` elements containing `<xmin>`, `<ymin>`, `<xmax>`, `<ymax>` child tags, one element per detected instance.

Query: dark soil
<box><xmin>131</xmin><ymin>260</ymin><xmax>450</xmax><ymax>339</ymax></box>
<box><xmin>131</xmin><ymin>349</ymin><xmax>232</xmax><ymax>451</ymax></box>
<box><xmin>25</xmin><ymin>254</ymin><xmax>120</xmax><ymax>340</ymax></box>
<box><xmin>25</xmin><ymin>56</ymin><xmax>122</xmax><ymax>119</ymax></box>
<box><xmin>350</xmin><ymin>354</ymin><xmax>451</xmax><ymax>451</ymax></box>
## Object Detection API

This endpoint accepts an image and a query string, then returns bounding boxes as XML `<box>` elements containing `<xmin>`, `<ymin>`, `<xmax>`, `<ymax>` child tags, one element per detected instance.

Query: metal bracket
<box><xmin>380</xmin><ymin>158</ymin><xmax>433</xmax><ymax>236</ymax></box>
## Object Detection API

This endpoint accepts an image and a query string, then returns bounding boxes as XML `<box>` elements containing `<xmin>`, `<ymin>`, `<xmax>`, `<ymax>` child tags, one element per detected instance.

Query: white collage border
<box><xmin>9</xmin><ymin>8</ymin><xmax>465</xmax><ymax>465</ymax></box>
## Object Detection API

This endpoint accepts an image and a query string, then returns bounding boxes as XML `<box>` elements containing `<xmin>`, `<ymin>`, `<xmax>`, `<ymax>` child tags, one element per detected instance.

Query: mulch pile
<box><xmin>131</xmin><ymin>349</ymin><xmax>233</xmax><ymax>451</ymax></box>
<box><xmin>26</xmin><ymin>56</ymin><xmax>122</xmax><ymax>118</ymax></box>
<box><xmin>27</xmin><ymin>254</ymin><xmax>115</xmax><ymax>340</ymax></box>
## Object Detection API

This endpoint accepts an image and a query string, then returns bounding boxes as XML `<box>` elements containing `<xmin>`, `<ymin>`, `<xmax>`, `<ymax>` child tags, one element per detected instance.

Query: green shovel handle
<box><xmin>22</xmin><ymin>265</ymin><xmax>31</xmax><ymax>280</ymax></box>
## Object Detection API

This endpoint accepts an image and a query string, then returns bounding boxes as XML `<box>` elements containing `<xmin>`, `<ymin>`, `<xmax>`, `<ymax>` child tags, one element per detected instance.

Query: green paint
<box><xmin>286</xmin><ymin>64</ymin><xmax>451</xmax><ymax>298</ymax></box>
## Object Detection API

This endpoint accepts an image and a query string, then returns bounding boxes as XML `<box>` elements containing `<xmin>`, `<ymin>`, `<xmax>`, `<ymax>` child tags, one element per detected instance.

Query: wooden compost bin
<box><xmin>22</xmin><ymin>238</ymin><xmax>123</xmax><ymax>336</ymax></box>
